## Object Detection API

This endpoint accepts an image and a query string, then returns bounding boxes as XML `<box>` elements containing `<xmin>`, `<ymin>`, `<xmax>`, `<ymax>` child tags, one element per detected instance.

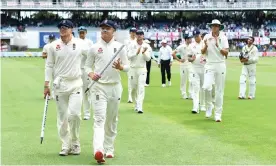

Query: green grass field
<box><xmin>1</xmin><ymin>57</ymin><xmax>276</xmax><ymax>165</ymax></box>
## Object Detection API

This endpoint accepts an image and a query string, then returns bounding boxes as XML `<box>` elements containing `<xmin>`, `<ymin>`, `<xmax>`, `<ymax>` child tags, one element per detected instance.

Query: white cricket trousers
<box><xmin>129</xmin><ymin>68</ymin><xmax>147</xmax><ymax>111</ymax></box>
<box><xmin>81</xmin><ymin>69</ymin><xmax>91</xmax><ymax>117</ymax></box>
<box><xmin>202</xmin><ymin>63</ymin><xmax>226</xmax><ymax>120</ymax></box>
<box><xmin>190</xmin><ymin>67</ymin><xmax>205</xmax><ymax>111</ymax></box>
<box><xmin>239</xmin><ymin>64</ymin><xmax>256</xmax><ymax>98</ymax></box>
<box><xmin>90</xmin><ymin>82</ymin><xmax>122</xmax><ymax>155</ymax></box>
<box><xmin>54</xmin><ymin>77</ymin><xmax>83</xmax><ymax>150</ymax></box>
<box><xmin>127</xmin><ymin>71</ymin><xmax>133</xmax><ymax>102</ymax></box>
<box><xmin>180</xmin><ymin>65</ymin><xmax>193</xmax><ymax>97</ymax></box>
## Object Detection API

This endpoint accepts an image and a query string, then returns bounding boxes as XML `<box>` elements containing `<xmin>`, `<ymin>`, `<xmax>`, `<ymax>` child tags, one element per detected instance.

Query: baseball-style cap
<box><xmin>193</xmin><ymin>29</ymin><xmax>201</xmax><ymax>36</ymax></box>
<box><xmin>57</xmin><ymin>20</ymin><xmax>74</xmax><ymax>29</ymax></box>
<box><xmin>161</xmin><ymin>39</ymin><xmax>167</xmax><ymax>44</ymax></box>
<box><xmin>100</xmin><ymin>20</ymin><xmax>117</xmax><ymax>30</ymax></box>
<box><xmin>136</xmin><ymin>30</ymin><xmax>144</xmax><ymax>35</ymax></box>
<box><xmin>49</xmin><ymin>34</ymin><xmax>55</xmax><ymax>40</ymax></box>
<box><xmin>183</xmin><ymin>31</ymin><xmax>193</xmax><ymax>39</ymax></box>
<box><xmin>78</xmin><ymin>26</ymin><xmax>87</xmax><ymax>32</ymax></box>
<box><xmin>130</xmin><ymin>27</ymin><xmax>137</xmax><ymax>33</ymax></box>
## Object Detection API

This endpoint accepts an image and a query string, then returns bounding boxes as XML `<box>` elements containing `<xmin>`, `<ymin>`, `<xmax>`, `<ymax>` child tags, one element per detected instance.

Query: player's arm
<box><xmin>44</xmin><ymin>45</ymin><xmax>54</xmax><ymax>97</ymax></box>
<box><xmin>85</xmin><ymin>47</ymin><xmax>98</xmax><ymax>80</ymax></box>
<box><xmin>42</xmin><ymin>45</ymin><xmax>48</xmax><ymax>59</ymax></box>
<box><xmin>142</xmin><ymin>44</ymin><xmax>151</xmax><ymax>62</ymax></box>
<box><xmin>201</xmin><ymin>38</ymin><xmax>208</xmax><ymax>55</ymax></box>
<box><xmin>169</xmin><ymin>47</ymin><xmax>174</xmax><ymax>64</ymax></box>
<box><xmin>248</xmin><ymin>46</ymin><xmax>259</xmax><ymax>63</ymax></box>
<box><xmin>218</xmin><ymin>37</ymin><xmax>229</xmax><ymax>57</ymax></box>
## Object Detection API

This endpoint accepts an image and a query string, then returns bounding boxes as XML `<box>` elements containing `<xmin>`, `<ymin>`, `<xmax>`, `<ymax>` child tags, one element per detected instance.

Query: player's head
<box><xmin>78</xmin><ymin>26</ymin><xmax>87</xmax><ymax>39</ymax></box>
<box><xmin>136</xmin><ymin>30</ymin><xmax>144</xmax><ymax>41</ymax></box>
<box><xmin>57</xmin><ymin>20</ymin><xmax>74</xmax><ymax>37</ymax></box>
<box><xmin>48</xmin><ymin>34</ymin><xmax>56</xmax><ymax>43</ymax></box>
<box><xmin>161</xmin><ymin>39</ymin><xmax>167</xmax><ymax>47</ymax></box>
<box><xmin>100</xmin><ymin>20</ymin><xmax>116</xmax><ymax>42</ymax></box>
<box><xmin>247</xmin><ymin>36</ymin><xmax>254</xmax><ymax>45</ymax></box>
<box><xmin>129</xmin><ymin>27</ymin><xmax>137</xmax><ymax>38</ymax></box>
<box><xmin>208</xmin><ymin>19</ymin><xmax>224</xmax><ymax>33</ymax></box>
<box><xmin>193</xmin><ymin>29</ymin><xmax>201</xmax><ymax>43</ymax></box>
<box><xmin>184</xmin><ymin>31</ymin><xmax>193</xmax><ymax>44</ymax></box>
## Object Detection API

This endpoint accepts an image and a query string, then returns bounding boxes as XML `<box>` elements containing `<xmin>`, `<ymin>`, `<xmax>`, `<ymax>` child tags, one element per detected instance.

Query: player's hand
<box><xmin>142</xmin><ymin>47</ymin><xmax>148</xmax><ymax>54</ymax></box>
<box><xmin>169</xmin><ymin>63</ymin><xmax>172</xmax><ymax>66</ymax></box>
<box><xmin>44</xmin><ymin>86</ymin><xmax>50</xmax><ymax>99</ymax></box>
<box><xmin>112</xmin><ymin>58</ymin><xmax>123</xmax><ymax>70</ymax></box>
<box><xmin>204</xmin><ymin>39</ymin><xmax>208</xmax><ymax>47</ymax></box>
<box><xmin>179</xmin><ymin>59</ymin><xmax>185</xmax><ymax>63</ymax></box>
<box><xmin>158</xmin><ymin>64</ymin><xmax>160</xmax><ymax>68</ymax></box>
<box><xmin>90</xmin><ymin>73</ymin><xmax>101</xmax><ymax>81</ymax></box>
<box><xmin>42</xmin><ymin>55</ymin><xmax>47</xmax><ymax>59</ymax></box>
<box><xmin>136</xmin><ymin>47</ymin><xmax>141</xmax><ymax>55</ymax></box>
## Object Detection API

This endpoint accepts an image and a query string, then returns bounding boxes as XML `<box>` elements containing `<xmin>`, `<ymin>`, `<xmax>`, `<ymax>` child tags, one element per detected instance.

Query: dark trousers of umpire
<box><xmin>160</xmin><ymin>59</ymin><xmax>171</xmax><ymax>84</ymax></box>
<box><xmin>146</xmin><ymin>60</ymin><xmax>151</xmax><ymax>85</ymax></box>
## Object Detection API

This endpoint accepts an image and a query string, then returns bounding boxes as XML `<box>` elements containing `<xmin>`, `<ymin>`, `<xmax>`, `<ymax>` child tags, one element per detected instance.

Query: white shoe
<box><xmin>191</xmin><ymin>109</ymin><xmax>199</xmax><ymax>114</ymax></box>
<box><xmin>59</xmin><ymin>148</ymin><xmax>70</xmax><ymax>156</ymax></box>
<box><xmin>215</xmin><ymin>117</ymin><xmax>222</xmax><ymax>122</ymax></box>
<box><xmin>105</xmin><ymin>153</ymin><xmax>114</xmax><ymax>158</ymax></box>
<box><xmin>200</xmin><ymin>106</ymin><xmax>206</xmax><ymax>112</ymax></box>
<box><xmin>162</xmin><ymin>84</ymin><xmax>166</xmax><ymax>87</ymax></box>
<box><xmin>145</xmin><ymin>84</ymin><xmax>149</xmax><ymax>87</ymax></box>
<box><xmin>83</xmin><ymin>115</ymin><xmax>90</xmax><ymax>120</ymax></box>
<box><xmin>70</xmin><ymin>145</ymin><xmax>81</xmax><ymax>155</ymax></box>
<box><xmin>168</xmin><ymin>81</ymin><xmax>172</xmax><ymax>86</ymax></box>
<box><xmin>182</xmin><ymin>94</ymin><xmax>188</xmax><ymax>99</ymax></box>
<box><xmin>205</xmin><ymin>104</ymin><xmax>214</xmax><ymax>118</ymax></box>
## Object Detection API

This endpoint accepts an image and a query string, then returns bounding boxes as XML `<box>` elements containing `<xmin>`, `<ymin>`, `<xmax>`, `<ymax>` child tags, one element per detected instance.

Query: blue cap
<box><xmin>57</xmin><ymin>20</ymin><xmax>74</xmax><ymax>29</ymax></box>
<box><xmin>136</xmin><ymin>30</ymin><xmax>144</xmax><ymax>35</ymax></box>
<box><xmin>183</xmin><ymin>31</ymin><xmax>193</xmax><ymax>39</ymax></box>
<box><xmin>193</xmin><ymin>29</ymin><xmax>201</xmax><ymax>36</ymax></box>
<box><xmin>78</xmin><ymin>26</ymin><xmax>87</xmax><ymax>32</ymax></box>
<box><xmin>49</xmin><ymin>34</ymin><xmax>55</xmax><ymax>40</ymax></box>
<box><xmin>129</xmin><ymin>27</ymin><xmax>137</xmax><ymax>33</ymax></box>
<box><xmin>100</xmin><ymin>20</ymin><xmax>116</xmax><ymax>30</ymax></box>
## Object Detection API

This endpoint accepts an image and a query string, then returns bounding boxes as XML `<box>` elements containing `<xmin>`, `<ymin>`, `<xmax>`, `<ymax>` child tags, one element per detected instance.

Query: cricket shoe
<box><xmin>59</xmin><ymin>148</ymin><xmax>70</xmax><ymax>156</ymax></box>
<box><xmin>83</xmin><ymin>115</ymin><xmax>90</xmax><ymax>120</ymax></box>
<box><xmin>191</xmin><ymin>109</ymin><xmax>199</xmax><ymax>114</ymax></box>
<box><xmin>238</xmin><ymin>96</ymin><xmax>245</xmax><ymax>99</ymax></box>
<box><xmin>137</xmin><ymin>110</ymin><xmax>143</xmax><ymax>114</ymax></box>
<box><xmin>105</xmin><ymin>153</ymin><xmax>114</xmax><ymax>158</ymax></box>
<box><xmin>182</xmin><ymin>94</ymin><xmax>188</xmax><ymax>99</ymax></box>
<box><xmin>94</xmin><ymin>151</ymin><xmax>105</xmax><ymax>164</ymax></box>
<box><xmin>70</xmin><ymin>145</ymin><xmax>81</xmax><ymax>155</ymax></box>
<box><xmin>145</xmin><ymin>84</ymin><xmax>149</xmax><ymax>87</ymax></box>
<box><xmin>127</xmin><ymin>100</ymin><xmax>133</xmax><ymax>103</ymax></box>
<box><xmin>168</xmin><ymin>81</ymin><xmax>172</xmax><ymax>86</ymax></box>
<box><xmin>248</xmin><ymin>96</ymin><xmax>254</xmax><ymax>100</ymax></box>
<box><xmin>205</xmin><ymin>104</ymin><xmax>214</xmax><ymax>118</ymax></box>
<box><xmin>200</xmin><ymin>106</ymin><xmax>206</xmax><ymax>112</ymax></box>
<box><xmin>162</xmin><ymin>84</ymin><xmax>166</xmax><ymax>87</ymax></box>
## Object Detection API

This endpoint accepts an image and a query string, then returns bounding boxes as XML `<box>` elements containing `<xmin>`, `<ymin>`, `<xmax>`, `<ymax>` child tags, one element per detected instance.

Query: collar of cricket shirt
<box><xmin>100</xmin><ymin>37</ymin><xmax>115</xmax><ymax>45</ymax></box>
<box><xmin>61</xmin><ymin>36</ymin><xmax>75</xmax><ymax>46</ymax></box>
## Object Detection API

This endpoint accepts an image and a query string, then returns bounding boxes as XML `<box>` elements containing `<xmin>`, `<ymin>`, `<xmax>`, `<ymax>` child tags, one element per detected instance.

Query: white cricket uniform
<box><xmin>80</xmin><ymin>38</ymin><xmax>93</xmax><ymax>118</ymax></box>
<box><xmin>128</xmin><ymin>41</ymin><xmax>151</xmax><ymax>112</ymax></box>
<box><xmin>175</xmin><ymin>43</ymin><xmax>193</xmax><ymax>98</ymax></box>
<box><xmin>202</xmin><ymin>33</ymin><xmax>229</xmax><ymax>121</ymax></box>
<box><xmin>239</xmin><ymin>44</ymin><xmax>259</xmax><ymax>98</ymax></box>
<box><xmin>45</xmin><ymin>37</ymin><xmax>87</xmax><ymax>150</ymax></box>
<box><xmin>124</xmin><ymin>38</ymin><xmax>136</xmax><ymax>102</ymax></box>
<box><xmin>189</xmin><ymin>41</ymin><xmax>206</xmax><ymax>112</ymax></box>
<box><xmin>84</xmin><ymin>37</ymin><xmax>129</xmax><ymax>156</ymax></box>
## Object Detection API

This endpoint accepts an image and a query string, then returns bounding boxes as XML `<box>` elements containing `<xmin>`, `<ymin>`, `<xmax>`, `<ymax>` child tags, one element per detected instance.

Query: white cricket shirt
<box><xmin>158</xmin><ymin>45</ymin><xmax>173</xmax><ymax>64</ymax></box>
<box><xmin>80</xmin><ymin>38</ymin><xmax>93</xmax><ymax>69</ymax></box>
<box><xmin>189</xmin><ymin>41</ymin><xmax>206</xmax><ymax>68</ymax></box>
<box><xmin>242</xmin><ymin>44</ymin><xmax>259</xmax><ymax>64</ymax></box>
<box><xmin>45</xmin><ymin>37</ymin><xmax>88</xmax><ymax>82</ymax></box>
<box><xmin>128</xmin><ymin>41</ymin><xmax>151</xmax><ymax>68</ymax></box>
<box><xmin>176</xmin><ymin>43</ymin><xmax>192</xmax><ymax>67</ymax></box>
<box><xmin>84</xmin><ymin>37</ymin><xmax>130</xmax><ymax>84</ymax></box>
<box><xmin>203</xmin><ymin>32</ymin><xmax>229</xmax><ymax>64</ymax></box>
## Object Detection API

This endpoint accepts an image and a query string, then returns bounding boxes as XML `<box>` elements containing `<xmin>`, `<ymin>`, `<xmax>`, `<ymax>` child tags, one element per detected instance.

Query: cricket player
<box><xmin>78</xmin><ymin>26</ymin><xmax>94</xmax><ymax>120</ymax></box>
<box><xmin>172</xmin><ymin>32</ymin><xmax>193</xmax><ymax>99</ymax></box>
<box><xmin>124</xmin><ymin>28</ymin><xmax>137</xmax><ymax>103</ymax></box>
<box><xmin>42</xmin><ymin>34</ymin><xmax>56</xmax><ymax>99</ymax></box>
<box><xmin>84</xmin><ymin>20</ymin><xmax>129</xmax><ymax>163</ymax></box>
<box><xmin>188</xmin><ymin>29</ymin><xmax>206</xmax><ymax>113</ymax></box>
<box><xmin>44</xmin><ymin>20</ymin><xmax>87</xmax><ymax>156</ymax></box>
<box><xmin>158</xmin><ymin>39</ymin><xmax>173</xmax><ymax>87</ymax></box>
<box><xmin>201</xmin><ymin>19</ymin><xmax>229</xmax><ymax>122</ymax></box>
<box><xmin>144</xmin><ymin>39</ymin><xmax>157</xmax><ymax>86</ymax></box>
<box><xmin>238</xmin><ymin>37</ymin><xmax>259</xmax><ymax>99</ymax></box>
<box><xmin>128</xmin><ymin>30</ymin><xmax>151</xmax><ymax>113</ymax></box>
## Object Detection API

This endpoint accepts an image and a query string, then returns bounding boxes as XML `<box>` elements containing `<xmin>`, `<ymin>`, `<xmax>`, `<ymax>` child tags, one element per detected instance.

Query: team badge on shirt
<box><xmin>98</xmin><ymin>47</ymin><xmax>103</xmax><ymax>53</ymax></box>
<box><xmin>56</xmin><ymin>44</ymin><xmax>61</xmax><ymax>51</ymax></box>
<box><xmin>73</xmin><ymin>43</ymin><xmax>76</xmax><ymax>50</ymax></box>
